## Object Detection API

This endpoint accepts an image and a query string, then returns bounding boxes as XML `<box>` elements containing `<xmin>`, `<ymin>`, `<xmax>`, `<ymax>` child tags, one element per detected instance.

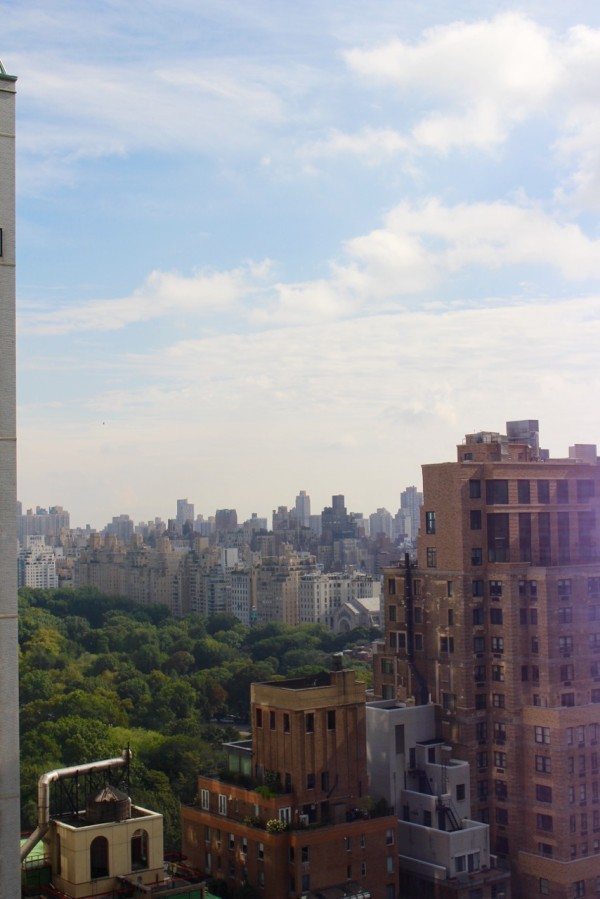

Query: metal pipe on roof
<box><xmin>20</xmin><ymin>749</ymin><xmax>132</xmax><ymax>862</ymax></box>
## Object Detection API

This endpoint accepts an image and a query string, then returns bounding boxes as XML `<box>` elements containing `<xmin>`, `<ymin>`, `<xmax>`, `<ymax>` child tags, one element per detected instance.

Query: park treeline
<box><xmin>18</xmin><ymin>586</ymin><xmax>378</xmax><ymax>848</ymax></box>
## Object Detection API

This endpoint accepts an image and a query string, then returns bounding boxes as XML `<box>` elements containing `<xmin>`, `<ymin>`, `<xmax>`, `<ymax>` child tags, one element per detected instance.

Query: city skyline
<box><xmin>5</xmin><ymin>0</ymin><xmax>600</xmax><ymax>531</ymax></box>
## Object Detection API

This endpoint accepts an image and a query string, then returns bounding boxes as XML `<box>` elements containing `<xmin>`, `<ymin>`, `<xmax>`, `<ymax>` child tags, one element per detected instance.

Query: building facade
<box><xmin>181</xmin><ymin>668</ymin><xmax>398</xmax><ymax>898</ymax></box>
<box><xmin>374</xmin><ymin>423</ymin><xmax>600</xmax><ymax>898</ymax></box>
<box><xmin>0</xmin><ymin>58</ymin><xmax>19</xmax><ymax>899</ymax></box>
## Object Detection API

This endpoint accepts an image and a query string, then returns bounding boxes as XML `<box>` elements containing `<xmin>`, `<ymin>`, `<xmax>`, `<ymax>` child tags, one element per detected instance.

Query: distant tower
<box><xmin>0</xmin><ymin>58</ymin><xmax>19</xmax><ymax>898</ymax></box>
<box><xmin>400</xmin><ymin>484</ymin><xmax>423</xmax><ymax>541</ymax></box>
<box><xmin>176</xmin><ymin>498</ymin><xmax>194</xmax><ymax>526</ymax></box>
<box><xmin>294</xmin><ymin>490</ymin><xmax>310</xmax><ymax>528</ymax></box>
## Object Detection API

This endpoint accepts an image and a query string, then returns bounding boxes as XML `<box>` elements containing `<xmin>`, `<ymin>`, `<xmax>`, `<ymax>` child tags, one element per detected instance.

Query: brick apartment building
<box><xmin>181</xmin><ymin>667</ymin><xmax>397</xmax><ymax>898</ymax></box>
<box><xmin>373</xmin><ymin>421</ymin><xmax>600</xmax><ymax>899</ymax></box>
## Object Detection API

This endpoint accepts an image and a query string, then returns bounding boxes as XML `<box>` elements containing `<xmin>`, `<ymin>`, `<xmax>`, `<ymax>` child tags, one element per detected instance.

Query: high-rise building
<box><xmin>18</xmin><ymin>503</ymin><xmax>70</xmax><ymax>542</ymax></box>
<box><xmin>181</xmin><ymin>666</ymin><xmax>398</xmax><ymax>898</ymax></box>
<box><xmin>295</xmin><ymin>490</ymin><xmax>311</xmax><ymax>528</ymax></box>
<box><xmin>176</xmin><ymin>498</ymin><xmax>195</xmax><ymax>527</ymax></box>
<box><xmin>0</xmin><ymin>58</ymin><xmax>19</xmax><ymax>898</ymax></box>
<box><xmin>374</xmin><ymin>423</ymin><xmax>600</xmax><ymax>898</ymax></box>
<box><xmin>400</xmin><ymin>485</ymin><xmax>423</xmax><ymax>542</ymax></box>
<box><xmin>18</xmin><ymin>535</ymin><xmax>59</xmax><ymax>589</ymax></box>
<box><xmin>215</xmin><ymin>508</ymin><xmax>238</xmax><ymax>533</ymax></box>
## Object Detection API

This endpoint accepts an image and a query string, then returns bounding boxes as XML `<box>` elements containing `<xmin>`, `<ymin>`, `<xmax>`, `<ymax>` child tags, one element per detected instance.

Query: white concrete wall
<box><xmin>0</xmin><ymin>65</ymin><xmax>19</xmax><ymax>899</ymax></box>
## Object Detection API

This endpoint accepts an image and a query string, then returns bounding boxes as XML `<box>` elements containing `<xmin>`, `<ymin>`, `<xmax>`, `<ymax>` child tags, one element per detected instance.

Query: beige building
<box><xmin>374</xmin><ymin>422</ymin><xmax>600</xmax><ymax>899</ymax></box>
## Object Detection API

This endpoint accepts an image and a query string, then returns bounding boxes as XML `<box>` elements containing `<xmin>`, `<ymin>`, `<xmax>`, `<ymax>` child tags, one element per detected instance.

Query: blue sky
<box><xmin>4</xmin><ymin>0</ymin><xmax>600</xmax><ymax>527</ymax></box>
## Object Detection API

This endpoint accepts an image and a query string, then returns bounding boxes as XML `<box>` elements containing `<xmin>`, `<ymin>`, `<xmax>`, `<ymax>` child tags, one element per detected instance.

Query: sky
<box><xmin>4</xmin><ymin>0</ymin><xmax>600</xmax><ymax>528</ymax></box>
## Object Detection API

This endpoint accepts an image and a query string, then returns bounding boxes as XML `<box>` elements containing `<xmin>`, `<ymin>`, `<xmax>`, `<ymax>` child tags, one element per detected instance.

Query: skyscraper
<box><xmin>400</xmin><ymin>484</ymin><xmax>423</xmax><ymax>541</ymax></box>
<box><xmin>375</xmin><ymin>423</ymin><xmax>600</xmax><ymax>898</ymax></box>
<box><xmin>294</xmin><ymin>489</ymin><xmax>310</xmax><ymax>528</ymax></box>
<box><xmin>0</xmin><ymin>58</ymin><xmax>19</xmax><ymax>898</ymax></box>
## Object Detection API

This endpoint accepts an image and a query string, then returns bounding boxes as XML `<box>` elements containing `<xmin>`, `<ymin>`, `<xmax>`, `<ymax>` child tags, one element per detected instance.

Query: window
<box><xmin>491</xmin><ymin>636</ymin><xmax>504</xmax><ymax>652</ymax></box>
<box><xmin>90</xmin><ymin>836</ymin><xmax>109</xmax><ymax>879</ymax></box>
<box><xmin>472</xmin><ymin>579</ymin><xmax>484</xmax><ymax>597</ymax></box>
<box><xmin>492</xmin><ymin>693</ymin><xmax>505</xmax><ymax>708</ymax></box>
<box><xmin>557</xmin><ymin>480</ymin><xmax>569</xmax><ymax>503</ymax></box>
<box><xmin>284</xmin><ymin>713</ymin><xmax>290</xmax><ymax>733</ymax></box>
<box><xmin>473</xmin><ymin>607</ymin><xmax>484</xmax><ymax>626</ymax></box>
<box><xmin>518</xmin><ymin>480</ymin><xmax>531</xmax><ymax>503</ymax></box>
<box><xmin>495</xmin><ymin>780</ymin><xmax>507</xmax><ymax>799</ymax></box>
<box><xmin>535</xmin><ymin>726</ymin><xmax>551</xmax><ymax>745</ymax></box>
<box><xmin>473</xmin><ymin>636</ymin><xmax>485</xmax><ymax>653</ymax></box>
<box><xmin>218</xmin><ymin>794</ymin><xmax>227</xmax><ymax>816</ymax></box>
<box><xmin>426</xmin><ymin>547</ymin><xmax>437</xmax><ymax>568</ymax></box>
<box><xmin>388</xmin><ymin>578</ymin><xmax>396</xmax><ymax>595</ymax></box>
<box><xmin>562</xmin><ymin>693</ymin><xmax>575</xmax><ymax>707</ymax></box>
<box><xmin>301</xmin><ymin>874</ymin><xmax>310</xmax><ymax>891</ymax></box>
<box><xmin>561</xmin><ymin>664</ymin><xmax>575</xmax><ymax>681</ymax></box>
<box><xmin>490</xmin><ymin>580</ymin><xmax>503</xmax><ymax>598</ymax></box>
<box><xmin>537</xmin><ymin>814</ymin><xmax>553</xmax><ymax>832</ymax></box>
<box><xmin>573</xmin><ymin>881</ymin><xmax>586</xmax><ymax>898</ymax></box>
<box><xmin>270</xmin><ymin>711</ymin><xmax>276</xmax><ymax>730</ymax></box>
<box><xmin>440</xmin><ymin>636</ymin><xmax>454</xmax><ymax>653</ymax></box>
<box><xmin>386</xmin><ymin>856</ymin><xmax>394</xmax><ymax>874</ymax></box>
<box><xmin>242</xmin><ymin>837</ymin><xmax>247</xmax><ymax>856</ymax></box>
<box><xmin>490</xmin><ymin>608</ymin><xmax>503</xmax><ymax>625</ymax></box>
<box><xmin>386</xmin><ymin>828</ymin><xmax>394</xmax><ymax>845</ymax></box>
<box><xmin>388</xmin><ymin>605</ymin><xmax>396</xmax><ymax>622</ymax></box>
<box><xmin>456</xmin><ymin>784</ymin><xmax>466</xmax><ymax>801</ymax></box>
<box><xmin>589</xmin><ymin>577</ymin><xmax>600</xmax><ymax>596</ymax></box>
<box><xmin>494</xmin><ymin>722</ymin><xmax>507</xmax><ymax>743</ymax></box>
<box><xmin>469</xmin><ymin>479</ymin><xmax>481</xmax><ymax>498</ymax></box>
<box><xmin>559</xmin><ymin>607</ymin><xmax>573</xmax><ymax>624</ymax></box>
<box><xmin>531</xmin><ymin>636</ymin><xmax>540</xmax><ymax>653</ymax></box>
<box><xmin>447</xmin><ymin>580</ymin><xmax>453</xmax><ymax>597</ymax></box>
<box><xmin>361</xmin><ymin>861</ymin><xmax>367</xmax><ymax>876</ymax></box>
<box><xmin>538</xmin><ymin>480</ymin><xmax>550</xmax><ymax>503</ymax></box>
<box><xmin>470</xmin><ymin>510</ymin><xmax>482</xmax><ymax>530</ymax></box>
<box><xmin>425</xmin><ymin>511</ymin><xmax>436</xmax><ymax>534</ymax></box>
<box><xmin>487</xmin><ymin>512</ymin><xmax>509</xmax><ymax>562</ymax></box>
<box><xmin>536</xmin><ymin>785</ymin><xmax>553</xmax><ymax>803</ymax></box>
<box><xmin>477</xmin><ymin>752</ymin><xmax>488</xmax><ymax>770</ymax></box>
<box><xmin>256</xmin><ymin>708</ymin><xmax>263</xmax><ymax>728</ymax></box>
<box><xmin>301</xmin><ymin>846</ymin><xmax>309</xmax><ymax>863</ymax></box>
<box><xmin>577</xmin><ymin>480</ymin><xmax>595</xmax><ymax>501</ymax></box>
<box><xmin>306</xmin><ymin>773</ymin><xmax>315</xmax><ymax>790</ymax></box>
<box><xmin>442</xmin><ymin>692</ymin><xmax>456</xmax><ymax>711</ymax></box>
<box><xmin>531</xmin><ymin>609</ymin><xmax>538</xmax><ymax>625</ymax></box>
<box><xmin>471</xmin><ymin>547</ymin><xmax>483</xmax><ymax>566</ymax></box>
<box><xmin>486</xmin><ymin>479</ymin><xmax>509</xmax><ymax>504</ymax></box>
<box><xmin>413</xmin><ymin>606</ymin><xmax>423</xmax><ymax>623</ymax></box>
<box><xmin>415</xmin><ymin>633</ymin><xmax>423</xmax><ymax>650</ymax></box>
<box><xmin>474</xmin><ymin>664</ymin><xmax>486</xmax><ymax>683</ymax></box>
<box><xmin>492</xmin><ymin>665</ymin><xmax>505</xmax><ymax>682</ymax></box>
<box><xmin>536</xmin><ymin>755</ymin><xmax>552</xmax><ymax>774</ymax></box>
<box><xmin>228</xmin><ymin>833</ymin><xmax>235</xmax><ymax>851</ymax></box>
<box><xmin>539</xmin><ymin>879</ymin><xmax>550</xmax><ymax>895</ymax></box>
<box><xmin>522</xmin><ymin>665</ymin><xmax>529</xmax><ymax>681</ymax></box>
<box><xmin>327</xmin><ymin>710</ymin><xmax>336</xmax><ymax>730</ymax></box>
<box><xmin>448</xmin><ymin>609</ymin><xmax>454</xmax><ymax>626</ymax></box>
<box><xmin>494</xmin><ymin>751</ymin><xmax>506</xmax><ymax>768</ymax></box>
<box><xmin>496</xmin><ymin>807</ymin><xmax>508</xmax><ymax>825</ymax></box>
<box><xmin>476</xmin><ymin>721</ymin><xmax>487</xmax><ymax>742</ymax></box>
<box><xmin>558</xmin><ymin>579</ymin><xmax>572</xmax><ymax>597</ymax></box>
<box><xmin>279</xmin><ymin>806</ymin><xmax>291</xmax><ymax>824</ymax></box>
<box><xmin>532</xmin><ymin>666</ymin><xmax>540</xmax><ymax>682</ymax></box>
<box><xmin>477</xmin><ymin>780</ymin><xmax>489</xmax><ymax>800</ymax></box>
<box><xmin>538</xmin><ymin>844</ymin><xmax>553</xmax><ymax>859</ymax></box>
<box><xmin>560</xmin><ymin>635</ymin><xmax>573</xmax><ymax>655</ymax></box>
<box><xmin>475</xmin><ymin>694</ymin><xmax>487</xmax><ymax>710</ymax></box>
<box><xmin>200</xmin><ymin>789</ymin><xmax>209</xmax><ymax>810</ymax></box>
<box><xmin>258</xmin><ymin>842</ymin><xmax>264</xmax><ymax>860</ymax></box>
<box><xmin>131</xmin><ymin>829</ymin><xmax>149</xmax><ymax>871</ymax></box>
<box><xmin>305</xmin><ymin>713</ymin><xmax>314</xmax><ymax>733</ymax></box>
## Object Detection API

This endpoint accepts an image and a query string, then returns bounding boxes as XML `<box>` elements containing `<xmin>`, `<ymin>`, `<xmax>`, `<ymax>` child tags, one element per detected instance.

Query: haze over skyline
<box><xmin>5</xmin><ymin>0</ymin><xmax>600</xmax><ymax>527</ymax></box>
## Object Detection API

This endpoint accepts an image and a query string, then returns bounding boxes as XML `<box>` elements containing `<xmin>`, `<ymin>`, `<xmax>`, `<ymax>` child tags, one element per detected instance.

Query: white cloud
<box><xmin>18</xmin><ymin>294</ymin><xmax>600</xmax><ymax>526</ymax></box>
<box><xmin>343</xmin><ymin>13</ymin><xmax>561</xmax><ymax>153</ymax></box>
<box><xmin>300</xmin><ymin>127</ymin><xmax>408</xmax><ymax>164</ymax></box>
<box><xmin>21</xmin><ymin>264</ymin><xmax>267</xmax><ymax>335</ymax></box>
<box><xmin>20</xmin><ymin>197</ymin><xmax>600</xmax><ymax>336</ymax></box>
